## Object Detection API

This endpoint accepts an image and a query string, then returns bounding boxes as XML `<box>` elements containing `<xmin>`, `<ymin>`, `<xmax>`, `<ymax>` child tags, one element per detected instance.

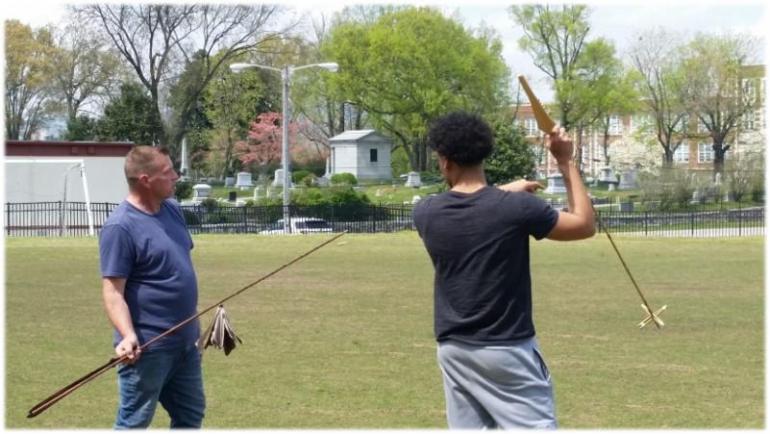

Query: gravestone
<box><xmin>253</xmin><ymin>186</ymin><xmax>262</xmax><ymax>200</ymax></box>
<box><xmin>618</xmin><ymin>168</ymin><xmax>638</xmax><ymax>190</ymax></box>
<box><xmin>544</xmin><ymin>173</ymin><xmax>566</xmax><ymax>194</ymax></box>
<box><xmin>235</xmin><ymin>172</ymin><xmax>253</xmax><ymax>190</ymax></box>
<box><xmin>405</xmin><ymin>171</ymin><xmax>421</xmax><ymax>188</ymax></box>
<box><xmin>272</xmin><ymin>169</ymin><xmax>292</xmax><ymax>187</ymax></box>
<box><xmin>224</xmin><ymin>177</ymin><xmax>235</xmax><ymax>187</ymax></box>
<box><xmin>597</xmin><ymin>166</ymin><xmax>618</xmax><ymax>190</ymax></box>
<box><xmin>192</xmin><ymin>184</ymin><xmax>212</xmax><ymax>201</ymax></box>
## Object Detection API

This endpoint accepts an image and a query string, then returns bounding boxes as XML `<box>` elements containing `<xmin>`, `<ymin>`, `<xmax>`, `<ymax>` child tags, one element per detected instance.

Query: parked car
<box><xmin>259</xmin><ymin>217</ymin><xmax>333</xmax><ymax>235</ymax></box>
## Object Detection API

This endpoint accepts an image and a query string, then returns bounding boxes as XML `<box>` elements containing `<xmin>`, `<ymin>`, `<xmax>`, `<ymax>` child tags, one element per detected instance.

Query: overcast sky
<box><xmin>3</xmin><ymin>1</ymin><xmax>767</xmax><ymax>101</ymax></box>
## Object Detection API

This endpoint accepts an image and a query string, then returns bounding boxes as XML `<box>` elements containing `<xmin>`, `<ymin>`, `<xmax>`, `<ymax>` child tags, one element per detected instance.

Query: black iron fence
<box><xmin>594</xmin><ymin>207</ymin><xmax>764</xmax><ymax>237</ymax></box>
<box><xmin>3</xmin><ymin>201</ymin><xmax>765</xmax><ymax>238</ymax></box>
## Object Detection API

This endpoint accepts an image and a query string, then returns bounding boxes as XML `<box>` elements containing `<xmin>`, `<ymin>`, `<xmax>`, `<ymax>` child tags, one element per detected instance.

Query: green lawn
<box><xmin>5</xmin><ymin>233</ymin><xmax>764</xmax><ymax>428</ymax></box>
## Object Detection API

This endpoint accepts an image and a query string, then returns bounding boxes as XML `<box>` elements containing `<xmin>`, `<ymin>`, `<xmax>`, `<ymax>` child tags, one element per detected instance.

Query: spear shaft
<box><xmin>28</xmin><ymin>231</ymin><xmax>347</xmax><ymax>418</ymax></box>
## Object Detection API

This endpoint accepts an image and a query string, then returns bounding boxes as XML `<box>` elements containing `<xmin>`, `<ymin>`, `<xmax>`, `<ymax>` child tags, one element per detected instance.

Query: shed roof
<box><xmin>329</xmin><ymin>129</ymin><xmax>387</xmax><ymax>143</ymax></box>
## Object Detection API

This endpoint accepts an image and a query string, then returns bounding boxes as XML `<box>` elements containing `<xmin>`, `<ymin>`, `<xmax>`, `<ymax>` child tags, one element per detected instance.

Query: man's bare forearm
<box><xmin>558</xmin><ymin>161</ymin><xmax>593</xmax><ymax>220</ymax></box>
<box><xmin>102</xmin><ymin>279</ymin><xmax>136</xmax><ymax>340</ymax></box>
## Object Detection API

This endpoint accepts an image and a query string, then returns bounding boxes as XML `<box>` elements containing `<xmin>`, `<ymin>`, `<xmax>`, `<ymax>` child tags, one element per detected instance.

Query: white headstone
<box><xmin>544</xmin><ymin>173</ymin><xmax>566</xmax><ymax>194</ymax></box>
<box><xmin>405</xmin><ymin>171</ymin><xmax>421</xmax><ymax>188</ymax></box>
<box><xmin>272</xmin><ymin>169</ymin><xmax>292</xmax><ymax>187</ymax></box>
<box><xmin>224</xmin><ymin>176</ymin><xmax>235</xmax><ymax>187</ymax></box>
<box><xmin>411</xmin><ymin>195</ymin><xmax>422</xmax><ymax>204</ymax></box>
<box><xmin>253</xmin><ymin>186</ymin><xmax>262</xmax><ymax>200</ymax></box>
<box><xmin>192</xmin><ymin>184</ymin><xmax>212</xmax><ymax>200</ymax></box>
<box><xmin>598</xmin><ymin>166</ymin><xmax>615</xmax><ymax>182</ymax></box>
<box><xmin>618</xmin><ymin>168</ymin><xmax>638</xmax><ymax>190</ymax></box>
<box><xmin>235</xmin><ymin>171</ymin><xmax>253</xmax><ymax>190</ymax></box>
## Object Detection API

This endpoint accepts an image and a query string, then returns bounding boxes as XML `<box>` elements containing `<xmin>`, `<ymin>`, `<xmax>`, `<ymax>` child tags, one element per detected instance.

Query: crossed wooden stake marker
<box><xmin>517</xmin><ymin>75</ymin><xmax>667</xmax><ymax>329</ymax></box>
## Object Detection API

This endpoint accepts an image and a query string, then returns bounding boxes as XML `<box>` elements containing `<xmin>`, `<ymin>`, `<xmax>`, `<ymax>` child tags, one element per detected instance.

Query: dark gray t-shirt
<box><xmin>99</xmin><ymin>199</ymin><xmax>199</xmax><ymax>350</ymax></box>
<box><xmin>413</xmin><ymin>186</ymin><xmax>559</xmax><ymax>344</ymax></box>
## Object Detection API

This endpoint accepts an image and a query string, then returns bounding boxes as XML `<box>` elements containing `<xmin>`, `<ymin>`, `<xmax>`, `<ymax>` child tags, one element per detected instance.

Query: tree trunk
<box><xmin>405</xmin><ymin>140</ymin><xmax>417</xmax><ymax>171</ymax></box>
<box><xmin>337</xmin><ymin>102</ymin><xmax>345</xmax><ymax>133</ymax></box>
<box><xmin>661</xmin><ymin>147</ymin><xmax>674</xmax><ymax>169</ymax></box>
<box><xmin>574</xmin><ymin>126</ymin><xmax>584</xmax><ymax>173</ymax></box>
<box><xmin>713</xmin><ymin>141</ymin><xmax>729</xmax><ymax>181</ymax></box>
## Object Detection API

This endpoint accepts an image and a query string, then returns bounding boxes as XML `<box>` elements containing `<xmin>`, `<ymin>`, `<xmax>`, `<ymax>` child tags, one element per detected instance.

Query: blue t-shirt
<box><xmin>413</xmin><ymin>186</ymin><xmax>559</xmax><ymax>344</ymax></box>
<box><xmin>99</xmin><ymin>199</ymin><xmax>199</xmax><ymax>350</ymax></box>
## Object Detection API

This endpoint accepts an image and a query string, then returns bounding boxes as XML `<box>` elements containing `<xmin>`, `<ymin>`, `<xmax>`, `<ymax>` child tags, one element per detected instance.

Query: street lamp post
<box><xmin>230</xmin><ymin>61</ymin><xmax>338</xmax><ymax>233</ymax></box>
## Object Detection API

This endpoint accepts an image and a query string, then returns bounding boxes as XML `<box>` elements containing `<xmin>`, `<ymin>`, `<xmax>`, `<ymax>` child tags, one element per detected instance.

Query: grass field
<box><xmin>5</xmin><ymin>233</ymin><xmax>764</xmax><ymax>428</ymax></box>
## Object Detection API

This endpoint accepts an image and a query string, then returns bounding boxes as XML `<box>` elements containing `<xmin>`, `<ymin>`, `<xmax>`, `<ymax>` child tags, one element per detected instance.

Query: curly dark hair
<box><xmin>426</xmin><ymin>111</ymin><xmax>494</xmax><ymax>166</ymax></box>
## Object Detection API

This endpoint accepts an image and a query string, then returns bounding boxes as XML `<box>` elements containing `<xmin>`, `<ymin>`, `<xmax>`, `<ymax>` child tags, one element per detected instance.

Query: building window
<box><xmin>698</xmin><ymin>143</ymin><xmax>714</xmax><ymax>163</ymax></box>
<box><xmin>673</xmin><ymin>144</ymin><xmax>689</xmax><ymax>163</ymax></box>
<box><xmin>742</xmin><ymin>78</ymin><xmax>757</xmax><ymax>104</ymax></box>
<box><xmin>523</xmin><ymin>118</ymin><xmax>538</xmax><ymax>137</ymax></box>
<box><xmin>742</xmin><ymin>110</ymin><xmax>756</xmax><ymax>130</ymax></box>
<box><xmin>609</xmin><ymin>115</ymin><xmax>621</xmax><ymax>135</ymax></box>
<box><xmin>754</xmin><ymin>107</ymin><xmax>765</xmax><ymax>129</ymax></box>
<box><xmin>370</xmin><ymin>148</ymin><xmax>378</xmax><ymax>163</ymax></box>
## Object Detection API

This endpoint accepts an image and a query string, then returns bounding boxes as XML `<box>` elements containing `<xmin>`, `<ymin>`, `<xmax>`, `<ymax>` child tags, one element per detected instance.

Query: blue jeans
<box><xmin>114</xmin><ymin>344</ymin><xmax>205</xmax><ymax>429</ymax></box>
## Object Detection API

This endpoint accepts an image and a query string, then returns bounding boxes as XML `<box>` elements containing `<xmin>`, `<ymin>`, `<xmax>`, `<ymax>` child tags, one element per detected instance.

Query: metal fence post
<box><xmin>644</xmin><ymin>211</ymin><xmax>648</xmax><ymax>236</ymax></box>
<box><xmin>690</xmin><ymin>211</ymin><xmax>695</xmax><ymax>236</ymax></box>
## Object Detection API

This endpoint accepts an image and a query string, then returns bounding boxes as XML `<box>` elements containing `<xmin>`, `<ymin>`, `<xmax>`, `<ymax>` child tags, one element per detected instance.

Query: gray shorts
<box><xmin>437</xmin><ymin>337</ymin><xmax>557</xmax><ymax>429</ymax></box>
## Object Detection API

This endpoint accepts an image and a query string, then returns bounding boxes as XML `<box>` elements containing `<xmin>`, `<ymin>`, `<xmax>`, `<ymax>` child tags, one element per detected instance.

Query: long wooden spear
<box><xmin>28</xmin><ymin>231</ymin><xmax>347</xmax><ymax>418</ymax></box>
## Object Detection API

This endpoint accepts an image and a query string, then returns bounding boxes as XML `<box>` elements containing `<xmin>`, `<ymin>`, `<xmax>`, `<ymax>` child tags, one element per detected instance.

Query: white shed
<box><xmin>328</xmin><ymin>130</ymin><xmax>392</xmax><ymax>181</ymax></box>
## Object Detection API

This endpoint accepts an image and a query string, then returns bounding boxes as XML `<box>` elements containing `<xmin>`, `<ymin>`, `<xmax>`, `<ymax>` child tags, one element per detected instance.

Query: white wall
<box><xmin>356</xmin><ymin>140</ymin><xmax>392</xmax><ymax>181</ymax></box>
<box><xmin>5</xmin><ymin>156</ymin><xmax>128</xmax><ymax>203</ymax></box>
<box><xmin>331</xmin><ymin>144</ymin><xmax>360</xmax><ymax>178</ymax></box>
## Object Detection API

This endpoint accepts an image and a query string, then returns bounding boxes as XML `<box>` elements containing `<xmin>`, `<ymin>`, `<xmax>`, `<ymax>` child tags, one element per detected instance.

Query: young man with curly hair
<box><xmin>413</xmin><ymin>111</ymin><xmax>595</xmax><ymax>429</ymax></box>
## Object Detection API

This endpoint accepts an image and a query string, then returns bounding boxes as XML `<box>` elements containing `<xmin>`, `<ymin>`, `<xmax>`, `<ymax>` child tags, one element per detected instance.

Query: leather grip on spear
<box><xmin>27</xmin><ymin>231</ymin><xmax>347</xmax><ymax>418</ymax></box>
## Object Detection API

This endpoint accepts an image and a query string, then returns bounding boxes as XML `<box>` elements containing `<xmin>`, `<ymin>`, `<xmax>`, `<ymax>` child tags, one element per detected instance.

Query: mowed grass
<box><xmin>5</xmin><ymin>233</ymin><xmax>764</xmax><ymax>428</ymax></box>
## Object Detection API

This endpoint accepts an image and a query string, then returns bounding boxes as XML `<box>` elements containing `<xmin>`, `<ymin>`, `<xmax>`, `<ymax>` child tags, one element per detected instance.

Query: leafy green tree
<box><xmin>202</xmin><ymin>53</ymin><xmax>275</xmax><ymax>178</ymax></box>
<box><xmin>509</xmin><ymin>5</ymin><xmax>591</xmax><ymax>130</ymax></box>
<box><xmin>323</xmin><ymin>7</ymin><xmax>509</xmax><ymax>171</ymax></box>
<box><xmin>64</xmin><ymin>115</ymin><xmax>99</xmax><ymax>140</ymax></box>
<box><xmin>97</xmin><ymin>82</ymin><xmax>163</xmax><ymax>144</ymax></box>
<box><xmin>485</xmin><ymin>119</ymin><xmax>536</xmax><ymax>185</ymax></box>
<box><xmin>571</xmin><ymin>38</ymin><xmax>640</xmax><ymax>167</ymax></box>
<box><xmin>79</xmin><ymin>4</ymin><xmax>289</xmax><ymax>154</ymax></box>
<box><xmin>50</xmin><ymin>21</ymin><xmax>124</xmax><ymax>127</ymax></box>
<box><xmin>628</xmin><ymin>29</ymin><xmax>689</xmax><ymax>168</ymax></box>
<box><xmin>5</xmin><ymin>20</ymin><xmax>57</xmax><ymax>140</ymax></box>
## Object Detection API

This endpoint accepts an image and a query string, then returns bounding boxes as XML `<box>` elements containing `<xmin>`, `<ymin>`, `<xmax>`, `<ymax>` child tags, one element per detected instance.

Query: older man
<box><xmin>99</xmin><ymin>145</ymin><xmax>204</xmax><ymax>428</ymax></box>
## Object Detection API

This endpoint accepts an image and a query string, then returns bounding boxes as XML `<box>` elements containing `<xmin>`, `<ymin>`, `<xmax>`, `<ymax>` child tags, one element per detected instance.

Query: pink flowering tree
<box><xmin>234</xmin><ymin>112</ymin><xmax>299</xmax><ymax>177</ymax></box>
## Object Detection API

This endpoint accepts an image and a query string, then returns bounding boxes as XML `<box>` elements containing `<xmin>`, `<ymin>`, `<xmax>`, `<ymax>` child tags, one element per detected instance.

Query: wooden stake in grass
<box><xmin>639</xmin><ymin>304</ymin><xmax>667</xmax><ymax>328</ymax></box>
<box><xmin>517</xmin><ymin>74</ymin><xmax>667</xmax><ymax>329</ymax></box>
<box><xmin>593</xmin><ymin>206</ymin><xmax>667</xmax><ymax>330</ymax></box>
